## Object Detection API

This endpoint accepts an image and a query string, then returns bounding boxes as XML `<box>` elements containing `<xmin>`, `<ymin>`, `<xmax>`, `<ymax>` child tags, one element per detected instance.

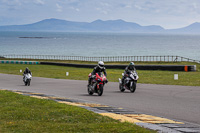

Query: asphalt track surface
<box><xmin>1</xmin><ymin>73</ymin><xmax>200</xmax><ymax>126</ymax></box>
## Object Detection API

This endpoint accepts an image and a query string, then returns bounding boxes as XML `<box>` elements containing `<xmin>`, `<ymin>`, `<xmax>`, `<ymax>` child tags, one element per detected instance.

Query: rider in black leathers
<box><xmin>23</xmin><ymin>67</ymin><xmax>32</xmax><ymax>81</ymax></box>
<box><xmin>122</xmin><ymin>62</ymin><xmax>136</xmax><ymax>85</ymax></box>
<box><xmin>88</xmin><ymin>61</ymin><xmax>107</xmax><ymax>86</ymax></box>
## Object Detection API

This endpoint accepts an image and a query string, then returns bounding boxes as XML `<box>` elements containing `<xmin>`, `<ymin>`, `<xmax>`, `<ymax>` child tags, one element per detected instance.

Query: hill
<box><xmin>167</xmin><ymin>22</ymin><xmax>200</xmax><ymax>33</ymax></box>
<box><xmin>0</xmin><ymin>18</ymin><xmax>164</xmax><ymax>33</ymax></box>
<box><xmin>0</xmin><ymin>18</ymin><xmax>200</xmax><ymax>33</ymax></box>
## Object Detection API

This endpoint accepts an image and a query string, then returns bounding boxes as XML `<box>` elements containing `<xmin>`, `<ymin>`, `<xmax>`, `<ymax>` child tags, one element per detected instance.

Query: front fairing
<box><xmin>130</xmin><ymin>71</ymin><xmax>139</xmax><ymax>80</ymax></box>
<box><xmin>96</xmin><ymin>72</ymin><xmax>107</xmax><ymax>83</ymax></box>
<box><xmin>25</xmin><ymin>73</ymin><xmax>32</xmax><ymax>81</ymax></box>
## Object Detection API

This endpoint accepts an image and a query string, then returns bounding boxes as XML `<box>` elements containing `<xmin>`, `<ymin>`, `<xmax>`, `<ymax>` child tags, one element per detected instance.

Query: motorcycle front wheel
<box><xmin>88</xmin><ymin>85</ymin><xmax>93</xmax><ymax>95</ymax></box>
<box><xmin>28</xmin><ymin>80</ymin><xmax>30</xmax><ymax>86</ymax></box>
<box><xmin>130</xmin><ymin>81</ymin><xmax>136</xmax><ymax>93</ymax></box>
<box><xmin>97</xmin><ymin>84</ymin><xmax>103</xmax><ymax>96</ymax></box>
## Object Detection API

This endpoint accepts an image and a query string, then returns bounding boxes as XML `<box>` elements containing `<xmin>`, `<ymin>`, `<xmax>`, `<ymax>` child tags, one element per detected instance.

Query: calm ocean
<box><xmin>0</xmin><ymin>31</ymin><xmax>200</xmax><ymax>60</ymax></box>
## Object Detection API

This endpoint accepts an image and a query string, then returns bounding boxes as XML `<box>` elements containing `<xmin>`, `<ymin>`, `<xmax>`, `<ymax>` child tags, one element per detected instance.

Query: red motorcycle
<box><xmin>88</xmin><ymin>72</ymin><xmax>107</xmax><ymax>96</ymax></box>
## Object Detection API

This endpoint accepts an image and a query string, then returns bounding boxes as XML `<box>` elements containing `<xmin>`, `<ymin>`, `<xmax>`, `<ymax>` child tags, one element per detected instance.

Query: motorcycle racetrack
<box><xmin>1</xmin><ymin>73</ymin><xmax>200</xmax><ymax>132</ymax></box>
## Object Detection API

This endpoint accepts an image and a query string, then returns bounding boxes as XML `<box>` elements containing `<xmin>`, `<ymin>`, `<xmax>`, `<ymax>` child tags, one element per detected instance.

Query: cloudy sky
<box><xmin>0</xmin><ymin>0</ymin><xmax>200</xmax><ymax>29</ymax></box>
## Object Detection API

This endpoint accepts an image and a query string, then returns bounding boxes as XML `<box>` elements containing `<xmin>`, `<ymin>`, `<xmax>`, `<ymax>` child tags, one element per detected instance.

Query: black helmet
<box><xmin>25</xmin><ymin>67</ymin><xmax>29</xmax><ymax>72</ymax></box>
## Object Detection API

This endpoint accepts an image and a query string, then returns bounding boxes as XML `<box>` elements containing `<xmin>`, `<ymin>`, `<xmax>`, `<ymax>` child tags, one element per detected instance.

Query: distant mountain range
<box><xmin>0</xmin><ymin>18</ymin><xmax>200</xmax><ymax>33</ymax></box>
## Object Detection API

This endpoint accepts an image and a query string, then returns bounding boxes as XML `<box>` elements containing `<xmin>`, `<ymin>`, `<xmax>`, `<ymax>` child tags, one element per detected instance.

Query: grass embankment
<box><xmin>0</xmin><ymin>61</ymin><xmax>199</xmax><ymax>86</ymax></box>
<box><xmin>0</xmin><ymin>90</ymin><xmax>154</xmax><ymax>133</ymax></box>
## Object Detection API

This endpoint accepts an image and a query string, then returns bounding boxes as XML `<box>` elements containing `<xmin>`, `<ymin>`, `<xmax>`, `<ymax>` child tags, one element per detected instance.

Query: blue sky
<box><xmin>0</xmin><ymin>0</ymin><xmax>200</xmax><ymax>29</ymax></box>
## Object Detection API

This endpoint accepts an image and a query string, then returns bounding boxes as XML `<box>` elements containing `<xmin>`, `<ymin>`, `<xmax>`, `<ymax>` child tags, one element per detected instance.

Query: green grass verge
<box><xmin>0</xmin><ymin>62</ymin><xmax>200</xmax><ymax>86</ymax></box>
<box><xmin>0</xmin><ymin>90</ymin><xmax>155</xmax><ymax>133</ymax></box>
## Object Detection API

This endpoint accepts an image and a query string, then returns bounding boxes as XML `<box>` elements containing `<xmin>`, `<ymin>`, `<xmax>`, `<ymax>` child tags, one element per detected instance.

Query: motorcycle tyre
<box><xmin>119</xmin><ymin>83</ymin><xmax>125</xmax><ymax>92</ymax></box>
<box><xmin>88</xmin><ymin>85</ymin><xmax>93</xmax><ymax>95</ymax></box>
<box><xmin>28</xmin><ymin>80</ymin><xmax>30</xmax><ymax>86</ymax></box>
<box><xmin>97</xmin><ymin>84</ymin><xmax>103</xmax><ymax>96</ymax></box>
<box><xmin>25</xmin><ymin>81</ymin><xmax>27</xmax><ymax>86</ymax></box>
<box><xmin>130</xmin><ymin>81</ymin><xmax>136</xmax><ymax>93</ymax></box>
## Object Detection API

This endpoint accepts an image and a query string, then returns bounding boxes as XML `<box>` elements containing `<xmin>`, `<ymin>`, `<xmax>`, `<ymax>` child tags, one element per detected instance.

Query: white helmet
<box><xmin>98</xmin><ymin>61</ymin><xmax>104</xmax><ymax>69</ymax></box>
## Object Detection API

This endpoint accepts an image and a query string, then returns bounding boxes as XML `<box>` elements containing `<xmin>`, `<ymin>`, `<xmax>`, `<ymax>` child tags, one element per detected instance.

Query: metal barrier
<box><xmin>0</xmin><ymin>55</ymin><xmax>199</xmax><ymax>63</ymax></box>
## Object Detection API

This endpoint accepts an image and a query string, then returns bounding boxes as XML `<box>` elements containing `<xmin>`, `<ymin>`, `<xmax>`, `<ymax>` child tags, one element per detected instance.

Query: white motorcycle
<box><xmin>119</xmin><ymin>71</ymin><xmax>139</xmax><ymax>93</ymax></box>
<box><xmin>23</xmin><ymin>73</ymin><xmax>32</xmax><ymax>86</ymax></box>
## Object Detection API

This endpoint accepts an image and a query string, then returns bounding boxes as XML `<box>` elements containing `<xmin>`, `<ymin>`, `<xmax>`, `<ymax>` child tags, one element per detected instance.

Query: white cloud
<box><xmin>96</xmin><ymin>7</ymin><xmax>107</xmax><ymax>14</ymax></box>
<box><xmin>100</xmin><ymin>2</ymin><xmax>110</xmax><ymax>7</ymax></box>
<box><xmin>102</xmin><ymin>10</ymin><xmax>108</xmax><ymax>15</ymax></box>
<box><xmin>56</xmin><ymin>3</ymin><xmax>62</xmax><ymax>12</ymax></box>
<box><xmin>125</xmin><ymin>5</ymin><xmax>132</xmax><ymax>8</ymax></box>
<box><xmin>34</xmin><ymin>0</ymin><xmax>45</xmax><ymax>5</ymax></box>
<box><xmin>0</xmin><ymin>0</ymin><xmax>22</xmax><ymax>10</ymax></box>
<box><xmin>70</xmin><ymin>6</ymin><xmax>80</xmax><ymax>12</ymax></box>
<box><xmin>74</xmin><ymin>8</ymin><xmax>80</xmax><ymax>12</ymax></box>
<box><xmin>192</xmin><ymin>3</ymin><xmax>198</xmax><ymax>9</ymax></box>
<box><xmin>134</xmin><ymin>5</ymin><xmax>143</xmax><ymax>10</ymax></box>
<box><xmin>1</xmin><ymin>0</ymin><xmax>21</xmax><ymax>5</ymax></box>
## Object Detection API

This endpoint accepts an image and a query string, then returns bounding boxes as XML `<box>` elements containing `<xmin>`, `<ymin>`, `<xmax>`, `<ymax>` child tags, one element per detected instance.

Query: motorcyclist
<box><xmin>122</xmin><ymin>62</ymin><xmax>136</xmax><ymax>85</ymax></box>
<box><xmin>23</xmin><ymin>67</ymin><xmax>32</xmax><ymax>81</ymax></box>
<box><xmin>88</xmin><ymin>61</ymin><xmax>107</xmax><ymax>86</ymax></box>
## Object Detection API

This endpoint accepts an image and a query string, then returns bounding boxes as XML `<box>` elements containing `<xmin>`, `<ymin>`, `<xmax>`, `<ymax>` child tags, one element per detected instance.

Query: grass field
<box><xmin>0</xmin><ymin>61</ymin><xmax>199</xmax><ymax>86</ymax></box>
<box><xmin>0</xmin><ymin>90</ymin><xmax>155</xmax><ymax>133</ymax></box>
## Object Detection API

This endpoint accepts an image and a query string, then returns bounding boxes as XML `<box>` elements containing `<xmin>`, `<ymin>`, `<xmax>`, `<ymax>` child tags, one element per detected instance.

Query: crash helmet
<box><xmin>25</xmin><ymin>67</ymin><xmax>29</xmax><ymax>72</ymax></box>
<box><xmin>129</xmin><ymin>62</ymin><xmax>135</xmax><ymax>70</ymax></box>
<box><xmin>98</xmin><ymin>61</ymin><xmax>104</xmax><ymax>69</ymax></box>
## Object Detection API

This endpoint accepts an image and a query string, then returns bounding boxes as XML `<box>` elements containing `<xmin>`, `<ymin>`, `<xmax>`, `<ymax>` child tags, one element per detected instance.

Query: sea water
<box><xmin>0</xmin><ymin>31</ymin><xmax>199</xmax><ymax>60</ymax></box>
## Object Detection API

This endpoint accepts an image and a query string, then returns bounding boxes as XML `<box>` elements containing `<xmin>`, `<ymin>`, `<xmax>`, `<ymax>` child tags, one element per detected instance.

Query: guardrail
<box><xmin>0</xmin><ymin>55</ymin><xmax>199</xmax><ymax>63</ymax></box>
